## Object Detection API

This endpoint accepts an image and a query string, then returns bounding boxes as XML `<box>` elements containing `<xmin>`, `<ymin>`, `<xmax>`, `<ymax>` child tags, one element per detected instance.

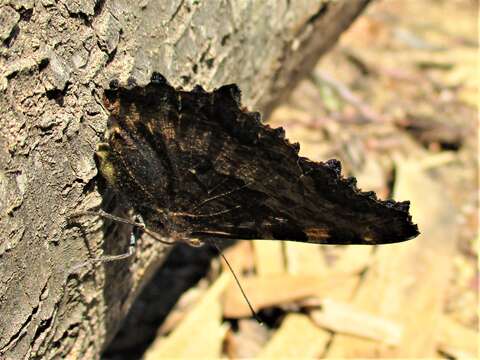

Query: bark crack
<box><xmin>168</xmin><ymin>0</ymin><xmax>186</xmax><ymax>24</ymax></box>
<box><xmin>0</xmin><ymin>304</ymin><xmax>39</xmax><ymax>353</ymax></box>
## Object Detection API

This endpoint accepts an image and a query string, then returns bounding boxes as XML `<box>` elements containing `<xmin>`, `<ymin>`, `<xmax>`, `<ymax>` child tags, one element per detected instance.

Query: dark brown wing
<box><xmin>98</xmin><ymin>74</ymin><xmax>419</xmax><ymax>245</ymax></box>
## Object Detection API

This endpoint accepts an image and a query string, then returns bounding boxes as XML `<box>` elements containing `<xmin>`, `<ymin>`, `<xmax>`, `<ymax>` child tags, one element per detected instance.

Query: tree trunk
<box><xmin>0</xmin><ymin>0</ymin><xmax>370</xmax><ymax>358</ymax></box>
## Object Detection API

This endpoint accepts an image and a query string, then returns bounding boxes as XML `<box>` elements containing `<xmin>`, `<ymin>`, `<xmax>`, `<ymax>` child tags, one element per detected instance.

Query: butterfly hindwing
<box><xmin>98</xmin><ymin>74</ymin><xmax>419</xmax><ymax>245</ymax></box>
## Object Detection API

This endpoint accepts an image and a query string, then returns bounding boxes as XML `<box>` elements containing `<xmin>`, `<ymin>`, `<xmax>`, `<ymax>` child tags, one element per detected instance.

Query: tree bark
<box><xmin>0</xmin><ymin>0</ymin><xmax>370</xmax><ymax>358</ymax></box>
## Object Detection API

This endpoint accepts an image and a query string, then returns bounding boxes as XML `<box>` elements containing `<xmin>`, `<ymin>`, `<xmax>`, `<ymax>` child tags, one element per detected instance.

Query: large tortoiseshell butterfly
<box><xmin>93</xmin><ymin>72</ymin><xmax>418</xmax><ymax>251</ymax></box>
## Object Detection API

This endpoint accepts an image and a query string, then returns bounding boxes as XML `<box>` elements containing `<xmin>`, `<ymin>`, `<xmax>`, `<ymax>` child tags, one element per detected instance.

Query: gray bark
<box><xmin>0</xmin><ymin>0</ymin><xmax>370</xmax><ymax>358</ymax></box>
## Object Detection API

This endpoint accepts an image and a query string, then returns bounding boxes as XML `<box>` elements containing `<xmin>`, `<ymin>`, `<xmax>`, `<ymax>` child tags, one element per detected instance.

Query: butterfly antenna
<box><xmin>210</xmin><ymin>240</ymin><xmax>263</xmax><ymax>324</ymax></box>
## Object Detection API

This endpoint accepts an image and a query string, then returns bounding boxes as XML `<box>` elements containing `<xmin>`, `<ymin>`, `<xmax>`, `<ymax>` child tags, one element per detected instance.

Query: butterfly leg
<box><xmin>85</xmin><ymin>219</ymin><xmax>140</xmax><ymax>263</ymax></box>
<box><xmin>67</xmin><ymin>214</ymin><xmax>140</xmax><ymax>273</ymax></box>
<box><xmin>67</xmin><ymin>210</ymin><xmax>176</xmax><ymax>273</ymax></box>
<box><xmin>70</xmin><ymin>210</ymin><xmax>144</xmax><ymax>228</ymax></box>
<box><xmin>68</xmin><ymin>210</ymin><xmax>175</xmax><ymax>245</ymax></box>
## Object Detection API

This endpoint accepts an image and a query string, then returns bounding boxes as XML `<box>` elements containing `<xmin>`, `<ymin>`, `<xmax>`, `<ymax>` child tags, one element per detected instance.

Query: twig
<box><xmin>311</xmin><ymin>71</ymin><xmax>386</xmax><ymax>124</ymax></box>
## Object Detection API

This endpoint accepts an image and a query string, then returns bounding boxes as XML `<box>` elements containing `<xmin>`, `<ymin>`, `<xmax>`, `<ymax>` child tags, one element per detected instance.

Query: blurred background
<box><xmin>105</xmin><ymin>1</ymin><xmax>478</xmax><ymax>358</ymax></box>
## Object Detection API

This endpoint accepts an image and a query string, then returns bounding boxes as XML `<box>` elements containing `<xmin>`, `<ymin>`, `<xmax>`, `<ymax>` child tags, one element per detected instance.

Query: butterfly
<box><xmin>95</xmin><ymin>72</ymin><xmax>418</xmax><ymax>250</ymax></box>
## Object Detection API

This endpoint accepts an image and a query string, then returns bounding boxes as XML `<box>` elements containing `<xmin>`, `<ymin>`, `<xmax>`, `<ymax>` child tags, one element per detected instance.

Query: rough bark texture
<box><xmin>0</xmin><ymin>0</ymin><xmax>370</xmax><ymax>358</ymax></box>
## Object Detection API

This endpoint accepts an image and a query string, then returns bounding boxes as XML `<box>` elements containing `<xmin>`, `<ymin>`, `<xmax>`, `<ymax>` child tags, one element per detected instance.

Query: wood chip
<box><xmin>310</xmin><ymin>299</ymin><xmax>402</xmax><ymax>345</ymax></box>
<box><xmin>253</xmin><ymin>240</ymin><xmax>285</xmax><ymax>275</ymax></box>
<box><xmin>325</xmin><ymin>156</ymin><xmax>458</xmax><ymax>358</ymax></box>
<box><xmin>285</xmin><ymin>242</ymin><xmax>329</xmax><ymax>274</ymax></box>
<box><xmin>223</xmin><ymin>274</ymin><xmax>357</xmax><ymax>318</ymax></box>
<box><xmin>224</xmin><ymin>319</ymin><xmax>270</xmax><ymax>359</ymax></box>
<box><xmin>157</xmin><ymin>287</ymin><xmax>204</xmax><ymax>336</ymax></box>
<box><xmin>222</xmin><ymin>240</ymin><xmax>255</xmax><ymax>273</ymax></box>
<box><xmin>144</xmin><ymin>272</ymin><xmax>230</xmax><ymax>359</ymax></box>
<box><xmin>436</xmin><ymin>314</ymin><xmax>478</xmax><ymax>358</ymax></box>
<box><xmin>258</xmin><ymin>313</ymin><xmax>331</xmax><ymax>358</ymax></box>
<box><xmin>329</xmin><ymin>245</ymin><xmax>373</xmax><ymax>274</ymax></box>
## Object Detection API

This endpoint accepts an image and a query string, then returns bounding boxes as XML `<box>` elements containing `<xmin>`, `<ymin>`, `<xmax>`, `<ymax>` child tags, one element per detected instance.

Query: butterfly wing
<box><xmin>98</xmin><ymin>75</ymin><xmax>419</xmax><ymax>245</ymax></box>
